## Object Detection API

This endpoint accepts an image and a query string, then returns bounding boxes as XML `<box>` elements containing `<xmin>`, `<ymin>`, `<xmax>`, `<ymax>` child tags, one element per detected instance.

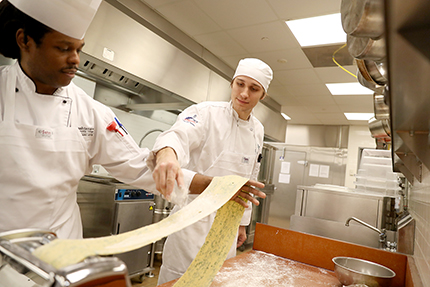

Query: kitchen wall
<box><xmin>408</xmin><ymin>167</ymin><xmax>430</xmax><ymax>286</ymax></box>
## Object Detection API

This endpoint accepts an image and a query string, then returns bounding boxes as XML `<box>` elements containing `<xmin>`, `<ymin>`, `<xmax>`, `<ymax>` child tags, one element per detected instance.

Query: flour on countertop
<box><xmin>212</xmin><ymin>250</ymin><xmax>341</xmax><ymax>287</ymax></box>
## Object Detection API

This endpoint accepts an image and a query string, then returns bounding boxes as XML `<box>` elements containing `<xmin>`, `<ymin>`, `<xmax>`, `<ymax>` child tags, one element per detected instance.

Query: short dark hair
<box><xmin>0</xmin><ymin>0</ymin><xmax>52</xmax><ymax>59</ymax></box>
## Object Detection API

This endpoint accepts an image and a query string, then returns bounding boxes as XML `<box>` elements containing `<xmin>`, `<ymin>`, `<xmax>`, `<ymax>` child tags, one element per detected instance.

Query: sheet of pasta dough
<box><xmin>32</xmin><ymin>175</ymin><xmax>248</xmax><ymax>269</ymax></box>
<box><xmin>173</xmin><ymin>200</ymin><xmax>244</xmax><ymax>287</ymax></box>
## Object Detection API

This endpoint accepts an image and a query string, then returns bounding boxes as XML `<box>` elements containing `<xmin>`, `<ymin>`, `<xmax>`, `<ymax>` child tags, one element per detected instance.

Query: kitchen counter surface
<box><xmin>158</xmin><ymin>250</ymin><xmax>340</xmax><ymax>287</ymax></box>
<box><xmin>158</xmin><ymin>223</ymin><xmax>423</xmax><ymax>287</ymax></box>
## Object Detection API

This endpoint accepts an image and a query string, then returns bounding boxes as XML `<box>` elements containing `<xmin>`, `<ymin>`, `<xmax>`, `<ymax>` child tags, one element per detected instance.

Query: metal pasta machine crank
<box><xmin>0</xmin><ymin>229</ymin><xmax>132</xmax><ymax>287</ymax></box>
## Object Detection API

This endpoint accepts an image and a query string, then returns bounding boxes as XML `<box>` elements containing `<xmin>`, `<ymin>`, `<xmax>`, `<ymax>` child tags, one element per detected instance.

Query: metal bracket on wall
<box><xmin>394</xmin><ymin>151</ymin><xmax>422</xmax><ymax>184</ymax></box>
<box><xmin>396</xmin><ymin>130</ymin><xmax>429</xmax><ymax>174</ymax></box>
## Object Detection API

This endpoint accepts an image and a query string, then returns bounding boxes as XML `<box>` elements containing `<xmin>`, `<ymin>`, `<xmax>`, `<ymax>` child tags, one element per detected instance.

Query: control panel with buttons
<box><xmin>115</xmin><ymin>189</ymin><xmax>154</xmax><ymax>200</ymax></box>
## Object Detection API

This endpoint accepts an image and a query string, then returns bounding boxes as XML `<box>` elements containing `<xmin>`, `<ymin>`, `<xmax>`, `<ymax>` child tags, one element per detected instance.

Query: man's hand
<box><xmin>152</xmin><ymin>147</ymin><xmax>184</xmax><ymax>199</ymax></box>
<box><xmin>237</xmin><ymin>226</ymin><xmax>247</xmax><ymax>248</ymax></box>
<box><xmin>231</xmin><ymin>179</ymin><xmax>266</xmax><ymax>208</ymax></box>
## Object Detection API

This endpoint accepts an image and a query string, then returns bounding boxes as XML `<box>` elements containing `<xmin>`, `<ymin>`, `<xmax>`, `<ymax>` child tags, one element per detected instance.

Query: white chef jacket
<box><xmin>156</xmin><ymin>101</ymin><xmax>264</xmax><ymax>285</ymax></box>
<box><xmin>0</xmin><ymin>62</ymin><xmax>155</xmax><ymax>239</ymax></box>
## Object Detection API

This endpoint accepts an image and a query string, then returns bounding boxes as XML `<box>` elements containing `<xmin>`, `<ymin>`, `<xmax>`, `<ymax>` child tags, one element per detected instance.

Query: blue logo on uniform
<box><xmin>183</xmin><ymin>116</ymin><xmax>198</xmax><ymax>126</ymax></box>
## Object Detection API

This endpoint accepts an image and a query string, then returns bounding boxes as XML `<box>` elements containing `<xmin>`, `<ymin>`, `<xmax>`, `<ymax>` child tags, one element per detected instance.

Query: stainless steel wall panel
<box><xmin>84</xmin><ymin>1</ymin><xmax>211</xmax><ymax>104</ymax></box>
<box><xmin>286</xmin><ymin>125</ymin><xmax>349</xmax><ymax>148</ymax></box>
<box><xmin>303</xmin><ymin>189</ymin><xmax>381</xmax><ymax>227</ymax></box>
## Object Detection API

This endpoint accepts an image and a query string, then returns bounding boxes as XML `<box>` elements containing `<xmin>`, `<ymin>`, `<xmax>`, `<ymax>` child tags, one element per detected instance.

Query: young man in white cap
<box><xmin>0</xmin><ymin>0</ymin><xmax>263</xmax><ymax>240</ymax></box>
<box><xmin>156</xmin><ymin>58</ymin><xmax>273</xmax><ymax>285</ymax></box>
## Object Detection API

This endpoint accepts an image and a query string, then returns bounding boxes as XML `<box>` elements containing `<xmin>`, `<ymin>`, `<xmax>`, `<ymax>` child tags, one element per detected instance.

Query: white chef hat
<box><xmin>232</xmin><ymin>58</ymin><xmax>273</xmax><ymax>93</ymax></box>
<box><xmin>9</xmin><ymin>0</ymin><xmax>102</xmax><ymax>40</ymax></box>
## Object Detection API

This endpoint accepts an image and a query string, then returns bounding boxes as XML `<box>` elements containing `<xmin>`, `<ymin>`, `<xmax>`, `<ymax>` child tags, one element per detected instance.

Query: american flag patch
<box><xmin>183</xmin><ymin>116</ymin><xmax>198</xmax><ymax>126</ymax></box>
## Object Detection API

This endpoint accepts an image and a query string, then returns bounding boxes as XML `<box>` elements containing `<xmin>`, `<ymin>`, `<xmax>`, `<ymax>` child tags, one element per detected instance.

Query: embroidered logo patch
<box><xmin>35</xmin><ymin>128</ymin><xmax>53</xmax><ymax>139</ymax></box>
<box><xmin>242</xmin><ymin>157</ymin><xmax>250</xmax><ymax>164</ymax></box>
<box><xmin>183</xmin><ymin>116</ymin><xmax>198</xmax><ymax>126</ymax></box>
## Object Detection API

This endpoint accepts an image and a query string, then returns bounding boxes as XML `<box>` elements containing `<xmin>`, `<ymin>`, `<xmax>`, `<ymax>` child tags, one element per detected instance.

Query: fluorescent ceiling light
<box><xmin>281</xmin><ymin>113</ymin><xmax>291</xmax><ymax>120</ymax></box>
<box><xmin>344</xmin><ymin>113</ymin><xmax>374</xmax><ymax>121</ymax></box>
<box><xmin>326</xmin><ymin>83</ymin><xmax>374</xmax><ymax>95</ymax></box>
<box><xmin>286</xmin><ymin>13</ymin><xmax>346</xmax><ymax>47</ymax></box>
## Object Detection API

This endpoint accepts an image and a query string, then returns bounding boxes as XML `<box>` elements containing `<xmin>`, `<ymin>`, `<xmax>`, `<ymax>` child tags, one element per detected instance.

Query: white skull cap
<box><xmin>232</xmin><ymin>58</ymin><xmax>273</xmax><ymax>93</ymax></box>
<box><xmin>9</xmin><ymin>0</ymin><xmax>102</xmax><ymax>40</ymax></box>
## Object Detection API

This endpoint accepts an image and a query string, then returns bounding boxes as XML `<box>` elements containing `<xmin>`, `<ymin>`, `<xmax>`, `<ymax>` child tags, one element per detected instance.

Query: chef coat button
<box><xmin>63</xmin><ymin>100</ymin><xmax>67</xmax><ymax>104</ymax></box>
<box><xmin>15</xmin><ymin>88</ymin><xmax>19</xmax><ymax>92</ymax></box>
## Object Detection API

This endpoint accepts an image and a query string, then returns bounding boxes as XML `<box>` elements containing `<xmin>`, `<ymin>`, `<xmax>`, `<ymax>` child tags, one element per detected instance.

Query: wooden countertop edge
<box><xmin>253</xmin><ymin>223</ymin><xmax>409</xmax><ymax>287</ymax></box>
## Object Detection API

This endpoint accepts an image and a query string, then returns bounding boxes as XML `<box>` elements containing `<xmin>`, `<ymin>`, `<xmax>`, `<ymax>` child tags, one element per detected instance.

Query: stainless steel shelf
<box><xmin>385</xmin><ymin>0</ymin><xmax>430</xmax><ymax>183</ymax></box>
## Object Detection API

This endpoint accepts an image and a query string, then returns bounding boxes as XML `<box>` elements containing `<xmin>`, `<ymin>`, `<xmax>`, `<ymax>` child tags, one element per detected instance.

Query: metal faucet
<box><xmin>345</xmin><ymin>217</ymin><xmax>387</xmax><ymax>250</ymax></box>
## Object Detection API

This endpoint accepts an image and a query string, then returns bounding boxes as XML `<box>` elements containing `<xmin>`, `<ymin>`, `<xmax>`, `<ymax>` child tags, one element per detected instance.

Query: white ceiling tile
<box><xmin>314</xmin><ymin>65</ymin><xmax>358</xmax><ymax>83</ymax></box>
<box><xmin>333</xmin><ymin>95</ymin><xmax>373</xmax><ymax>107</ymax></box>
<box><xmin>194</xmin><ymin>0</ymin><xmax>278</xmax><ymax>29</ymax></box>
<box><xmin>276</xmin><ymin>68</ymin><xmax>321</xmax><ymax>85</ymax></box>
<box><xmin>296</xmin><ymin>95</ymin><xmax>336</xmax><ymax>105</ymax></box>
<box><xmin>220</xmin><ymin>55</ymin><xmax>252</xmax><ymax>69</ymax></box>
<box><xmin>227</xmin><ymin>21</ymin><xmax>298</xmax><ymax>53</ymax></box>
<box><xmin>339</xmin><ymin>105</ymin><xmax>374</xmax><ymax>113</ymax></box>
<box><xmin>281</xmin><ymin>106</ymin><xmax>323</xmax><ymax>125</ymax></box>
<box><xmin>193</xmin><ymin>32</ymin><xmax>247</xmax><ymax>57</ymax></box>
<box><xmin>268</xmin><ymin>86</ymin><xmax>300</xmax><ymax>106</ymax></box>
<box><xmin>154</xmin><ymin>1</ymin><xmax>221</xmax><ymax>36</ymax></box>
<box><xmin>250</xmin><ymin>48</ymin><xmax>313</xmax><ymax>71</ymax></box>
<box><xmin>268</xmin><ymin>0</ymin><xmax>342</xmax><ymax>20</ymax></box>
<box><xmin>286</xmin><ymin>84</ymin><xmax>331</xmax><ymax>97</ymax></box>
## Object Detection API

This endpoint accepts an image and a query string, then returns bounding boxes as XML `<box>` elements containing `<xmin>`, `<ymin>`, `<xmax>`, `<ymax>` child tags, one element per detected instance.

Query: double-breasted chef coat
<box><xmin>155</xmin><ymin>101</ymin><xmax>264</xmax><ymax>285</ymax></box>
<box><xmin>0</xmin><ymin>62</ymin><xmax>155</xmax><ymax>239</ymax></box>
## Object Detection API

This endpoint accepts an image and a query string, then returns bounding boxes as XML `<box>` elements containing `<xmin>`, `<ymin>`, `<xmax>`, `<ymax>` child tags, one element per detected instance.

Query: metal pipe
<box><xmin>345</xmin><ymin>217</ymin><xmax>382</xmax><ymax>234</ymax></box>
<box><xmin>345</xmin><ymin>217</ymin><xmax>387</xmax><ymax>249</ymax></box>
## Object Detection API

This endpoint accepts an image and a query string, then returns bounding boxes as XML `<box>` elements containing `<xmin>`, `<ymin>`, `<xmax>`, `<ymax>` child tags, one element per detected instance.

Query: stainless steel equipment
<box><xmin>260</xmin><ymin>143</ymin><xmax>348</xmax><ymax>230</ymax></box>
<box><xmin>0</xmin><ymin>229</ymin><xmax>131</xmax><ymax>287</ymax></box>
<box><xmin>242</xmin><ymin>143</ymin><xmax>276</xmax><ymax>246</ymax></box>
<box><xmin>152</xmin><ymin>195</ymin><xmax>174</xmax><ymax>255</ymax></box>
<box><xmin>77</xmin><ymin>176</ymin><xmax>155</xmax><ymax>279</ymax></box>
<box><xmin>290</xmin><ymin>185</ymin><xmax>414</xmax><ymax>253</ymax></box>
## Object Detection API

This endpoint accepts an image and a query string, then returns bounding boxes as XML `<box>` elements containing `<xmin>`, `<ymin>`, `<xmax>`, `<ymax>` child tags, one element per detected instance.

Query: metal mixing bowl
<box><xmin>332</xmin><ymin>257</ymin><xmax>396</xmax><ymax>287</ymax></box>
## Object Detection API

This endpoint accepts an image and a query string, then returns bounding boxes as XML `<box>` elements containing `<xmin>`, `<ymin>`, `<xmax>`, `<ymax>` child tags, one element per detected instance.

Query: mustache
<box><xmin>62</xmin><ymin>66</ymin><xmax>78</xmax><ymax>72</ymax></box>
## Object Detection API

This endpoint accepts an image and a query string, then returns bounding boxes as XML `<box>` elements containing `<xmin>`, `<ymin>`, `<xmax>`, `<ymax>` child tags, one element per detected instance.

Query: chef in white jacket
<box><xmin>0</xmin><ymin>0</ymin><xmax>184</xmax><ymax>239</ymax></box>
<box><xmin>0</xmin><ymin>0</ymin><xmax>262</xmax><ymax>242</ymax></box>
<box><xmin>157</xmin><ymin>58</ymin><xmax>273</xmax><ymax>284</ymax></box>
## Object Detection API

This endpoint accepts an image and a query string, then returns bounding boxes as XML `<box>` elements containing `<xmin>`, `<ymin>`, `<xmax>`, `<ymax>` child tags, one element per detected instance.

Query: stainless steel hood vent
<box><xmin>78</xmin><ymin>51</ymin><xmax>193</xmax><ymax>115</ymax></box>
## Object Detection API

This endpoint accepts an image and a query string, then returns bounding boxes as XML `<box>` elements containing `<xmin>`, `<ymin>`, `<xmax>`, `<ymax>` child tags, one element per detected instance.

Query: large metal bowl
<box><xmin>333</xmin><ymin>257</ymin><xmax>396</xmax><ymax>287</ymax></box>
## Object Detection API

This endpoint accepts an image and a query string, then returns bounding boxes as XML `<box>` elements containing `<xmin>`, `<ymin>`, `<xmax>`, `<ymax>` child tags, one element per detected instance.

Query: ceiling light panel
<box><xmin>286</xmin><ymin>13</ymin><xmax>346</xmax><ymax>47</ymax></box>
<box><xmin>344</xmin><ymin>113</ymin><xmax>374</xmax><ymax>121</ymax></box>
<box><xmin>281</xmin><ymin>113</ymin><xmax>291</xmax><ymax>120</ymax></box>
<box><xmin>326</xmin><ymin>83</ymin><xmax>374</xmax><ymax>95</ymax></box>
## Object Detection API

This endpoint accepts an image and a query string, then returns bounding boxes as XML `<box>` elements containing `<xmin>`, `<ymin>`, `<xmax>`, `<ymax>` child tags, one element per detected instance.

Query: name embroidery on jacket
<box><xmin>78</xmin><ymin>127</ymin><xmax>95</xmax><ymax>137</ymax></box>
<box><xmin>35</xmin><ymin>128</ymin><xmax>53</xmax><ymax>139</ymax></box>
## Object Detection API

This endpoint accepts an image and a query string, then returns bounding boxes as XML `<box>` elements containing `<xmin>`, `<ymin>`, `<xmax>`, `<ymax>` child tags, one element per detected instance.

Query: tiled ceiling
<box><xmin>140</xmin><ymin>0</ymin><xmax>371</xmax><ymax>126</ymax></box>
